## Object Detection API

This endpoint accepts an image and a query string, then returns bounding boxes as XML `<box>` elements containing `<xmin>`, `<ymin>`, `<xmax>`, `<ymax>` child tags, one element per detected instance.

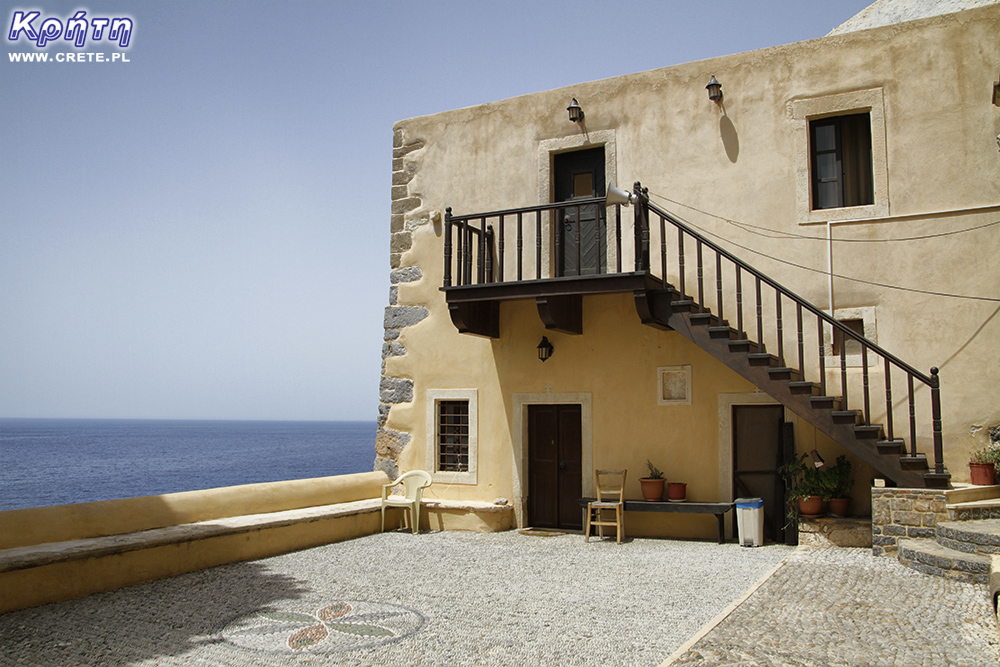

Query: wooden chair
<box><xmin>585</xmin><ymin>469</ymin><xmax>626</xmax><ymax>543</ymax></box>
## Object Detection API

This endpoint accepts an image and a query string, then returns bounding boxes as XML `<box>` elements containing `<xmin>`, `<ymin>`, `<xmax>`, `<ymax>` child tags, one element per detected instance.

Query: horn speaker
<box><xmin>606</xmin><ymin>183</ymin><xmax>638</xmax><ymax>207</ymax></box>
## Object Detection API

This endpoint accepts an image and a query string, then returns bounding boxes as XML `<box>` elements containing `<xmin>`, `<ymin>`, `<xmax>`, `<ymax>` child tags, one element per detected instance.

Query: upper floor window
<box><xmin>791</xmin><ymin>89</ymin><xmax>888</xmax><ymax>224</ymax></box>
<box><xmin>810</xmin><ymin>113</ymin><xmax>874</xmax><ymax>210</ymax></box>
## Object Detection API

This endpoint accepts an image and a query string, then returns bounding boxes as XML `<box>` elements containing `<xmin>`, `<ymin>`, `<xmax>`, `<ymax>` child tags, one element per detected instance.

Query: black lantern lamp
<box><xmin>537</xmin><ymin>336</ymin><xmax>554</xmax><ymax>362</ymax></box>
<box><xmin>706</xmin><ymin>75</ymin><xmax>723</xmax><ymax>102</ymax></box>
<box><xmin>567</xmin><ymin>98</ymin><xmax>584</xmax><ymax>123</ymax></box>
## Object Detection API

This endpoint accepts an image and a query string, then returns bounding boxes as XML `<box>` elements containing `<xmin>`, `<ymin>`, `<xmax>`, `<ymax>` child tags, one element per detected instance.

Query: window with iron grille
<box><xmin>437</xmin><ymin>400</ymin><xmax>469</xmax><ymax>472</ymax></box>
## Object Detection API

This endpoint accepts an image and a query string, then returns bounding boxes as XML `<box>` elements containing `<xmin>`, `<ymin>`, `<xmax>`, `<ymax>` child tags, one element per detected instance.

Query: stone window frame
<box><xmin>657</xmin><ymin>365</ymin><xmax>692</xmax><ymax>406</ymax></box>
<box><xmin>426</xmin><ymin>389</ymin><xmax>478</xmax><ymax>485</ymax></box>
<box><xmin>790</xmin><ymin>89</ymin><xmax>889</xmax><ymax>225</ymax></box>
<box><xmin>823</xmin><ymin>306</ymin><xmax>878</xmax><ymax>368</ymax></box>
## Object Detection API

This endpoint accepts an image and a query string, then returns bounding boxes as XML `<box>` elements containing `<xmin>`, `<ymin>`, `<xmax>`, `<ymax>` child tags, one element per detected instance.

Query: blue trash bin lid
<box><xmin>735</xmin><ymin>497</ymin><xmax>763</xmax><ymax>509</ymax></box>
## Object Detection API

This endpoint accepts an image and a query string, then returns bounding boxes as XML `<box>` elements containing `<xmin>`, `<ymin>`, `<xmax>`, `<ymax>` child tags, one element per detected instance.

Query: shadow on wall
<box><xmin>0</xmin><ymin>560</ymin><xmax>310</xmax><ymax>667</ymax></box>
<box><xmin>720</xmin><ymin>110</ymin><xmax>739</xmax><ymax>163</ymax></box>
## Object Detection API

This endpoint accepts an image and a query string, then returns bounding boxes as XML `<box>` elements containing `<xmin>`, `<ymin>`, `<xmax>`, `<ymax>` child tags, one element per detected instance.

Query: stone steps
<box><xmin>892</xmin><ymin>485</ymin><xmax>1000</xmax><ymax>585</ymax></box>
<box><xmin>935</xmin><ymin>519</ymin><xmax>1000</xmax><ymax>556</ymax></box>
<box><xmin>897</xmin><ymin>537</ymin><xmax>991</xmax><ymax>584</ymax></box>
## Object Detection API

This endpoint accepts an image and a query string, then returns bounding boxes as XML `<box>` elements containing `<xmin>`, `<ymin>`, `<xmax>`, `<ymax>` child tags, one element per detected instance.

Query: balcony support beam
<box><xmin>448</xmin><ymin>302</ymin><xmax>500</xmax><ymax>339</ymax></box>
<box><xmin>536</xmin><ymin>295</ymin><xmax>583</xmax><ymax>335</ymax></box>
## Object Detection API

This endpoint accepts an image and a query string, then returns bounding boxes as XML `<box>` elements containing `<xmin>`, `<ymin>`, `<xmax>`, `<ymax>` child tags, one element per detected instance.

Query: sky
<box><xmin>0</xmin><ymin>0</ymin><xmax>876</xmax><ymax>422</ymax></box>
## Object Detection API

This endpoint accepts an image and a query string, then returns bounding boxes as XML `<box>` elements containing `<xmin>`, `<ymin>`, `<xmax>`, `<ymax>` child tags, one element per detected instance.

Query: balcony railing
<box><xmin>443</xmin><ymin>182</ymin><xmax>946</xmax><ymax>482</ymax></box>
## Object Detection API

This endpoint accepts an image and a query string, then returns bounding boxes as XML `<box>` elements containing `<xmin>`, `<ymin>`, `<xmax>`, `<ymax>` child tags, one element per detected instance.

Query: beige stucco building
<box><xmin>377</xmin><ymin>3</ymin><xmax>1000</xmax><ymax>541</ymax></box>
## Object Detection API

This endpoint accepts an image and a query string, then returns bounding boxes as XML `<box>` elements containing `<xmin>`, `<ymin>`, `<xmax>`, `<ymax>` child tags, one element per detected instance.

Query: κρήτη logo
<box><xmin>7</xmin><ymin>10</ymin><xmax>133</xmax><ymax>48</ymax></box>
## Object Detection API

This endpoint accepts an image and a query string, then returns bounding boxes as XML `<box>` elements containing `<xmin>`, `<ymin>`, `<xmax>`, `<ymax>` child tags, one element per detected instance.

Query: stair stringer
<box><xmin>634</xmin><ymin>287</ymin><xmax>938</xmax><ymax>488</ymax></box>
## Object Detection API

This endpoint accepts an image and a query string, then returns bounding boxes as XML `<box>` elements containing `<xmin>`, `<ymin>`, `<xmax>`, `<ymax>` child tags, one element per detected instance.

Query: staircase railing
<box><xmin>442</xmin><ymin>182</ymin><xmax>946</xmax><ymax>480</ymax></box>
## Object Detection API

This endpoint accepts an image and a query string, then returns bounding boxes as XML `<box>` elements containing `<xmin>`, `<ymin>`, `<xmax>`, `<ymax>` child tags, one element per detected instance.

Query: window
<box><xmin>791</xmin><ymin>89</ymin><xmax>888</xmax><ymax>224</ymax></box>
<box><xmin>824</xmin><ymin>307</ymin><xmax>877</xmax><ymax>367</ymax></box>
<box><xmin>810</xmin><ymin>113</ymin><xmax>874</xmax><ymax>210</ymax></box>
<box><xmin>426</xmin><ymin>389</ymin><xmax>478</xmax><ymax>484</ymax></box>
<box><xmin>832</xmin><ymin>318</ymin><xmax>866</xmax><ymax>357</ymax></box>
<box><xmin>437</xmin><ymin>400</ymin><xmax>469</xmax><ymax>472</ymax></box>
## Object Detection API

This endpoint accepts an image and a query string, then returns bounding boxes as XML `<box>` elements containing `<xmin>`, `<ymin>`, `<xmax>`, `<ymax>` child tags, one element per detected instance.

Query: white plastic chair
<box><xmin>381</xmin><ymin>470</ymin><xmax>432</xmax><ymax>534</ymax></box>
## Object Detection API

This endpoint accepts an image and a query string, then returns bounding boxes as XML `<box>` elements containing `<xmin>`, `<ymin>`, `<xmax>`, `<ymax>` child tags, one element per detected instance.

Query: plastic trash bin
<box><xmin>735</xmin><ymin>497</ymin><xmax>764</xmax><ymax>547</ymax></box>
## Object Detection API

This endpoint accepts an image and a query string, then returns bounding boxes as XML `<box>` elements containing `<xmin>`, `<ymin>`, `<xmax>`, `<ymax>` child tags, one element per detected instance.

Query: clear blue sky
<box><xmin>1</xmin><ymin>1</ymin><xmax>874</xmax><ymax>421</ymax></box>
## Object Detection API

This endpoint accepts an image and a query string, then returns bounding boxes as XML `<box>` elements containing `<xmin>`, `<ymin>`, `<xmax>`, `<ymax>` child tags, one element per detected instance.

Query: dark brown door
<box><xmin>732</xmin><ymin>405</ymin><xmax>785</xmax><ymax>543</ymax></box>
<box><xmin>554</xmin><ymin>147</ymin><xmax>606</xmax><ymax>277</ymax></box>
<box><xmin>528</xmin><ymin>404</ymin><xmax>582</xmax><ymax>529</ymax></box>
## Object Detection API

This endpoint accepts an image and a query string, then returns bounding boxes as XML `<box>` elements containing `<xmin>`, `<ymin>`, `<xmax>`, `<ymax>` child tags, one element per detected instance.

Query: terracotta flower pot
<box><xmin>797</xmin><ymin>494</ymin><xmax>824</xmax><ymax>519</ymax></box>
<box><xmin>667</xmin><ymin>482</ymin><xmax>687</xmax><ymax>502</ymax></box>
<box><xmin>827</xmin><ymin>497</ymin><xmax>851</xmax><ymax>517</ymax></box>
<box><xmin>970</xmin><ymin>462</ymin><xmax>996</xmax><ymax>486</ymax></box>
<box><xmin>639</xmin><ymin>478</ymin><xmax>665</xmax><ymax>501</ymax></box>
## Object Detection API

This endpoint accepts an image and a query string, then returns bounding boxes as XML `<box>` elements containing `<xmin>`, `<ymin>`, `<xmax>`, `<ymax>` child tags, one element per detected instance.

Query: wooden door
<box><xmin>528</xmin><ymin>404</ymin><xmax>582</xmax><ymax>529</ymax></box>
<box><xmin>732</xmin><ymin>405</ymin><xmax>785</xmax><ymax>543</ymax></box>
<box><xmin>554</xmin><ymin>147</ymin><xmax>606</xmax><ymax>276</ymax></box>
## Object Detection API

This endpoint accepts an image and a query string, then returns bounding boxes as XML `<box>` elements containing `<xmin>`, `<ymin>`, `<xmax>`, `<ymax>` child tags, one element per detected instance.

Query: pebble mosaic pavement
<box><xmin>0</xmin><ymin>530</ymin><xmax>996</xmax><ymax>666</ymax></box>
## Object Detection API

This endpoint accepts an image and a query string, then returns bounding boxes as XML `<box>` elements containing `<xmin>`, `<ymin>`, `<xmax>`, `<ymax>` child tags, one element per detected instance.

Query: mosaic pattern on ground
<box><xmin>218</xmin><ymin>600</ymin><xmax>426</xmax><ymax>654</ymax></box>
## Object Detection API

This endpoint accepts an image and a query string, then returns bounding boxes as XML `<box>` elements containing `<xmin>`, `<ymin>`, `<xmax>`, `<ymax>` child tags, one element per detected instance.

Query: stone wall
<box><xmin>871</xmin><ymin>487</ymin><xmax>948</xmax><ymax>557</ymax></box>
<box><xmin>375</xmin><ymin>129</ymin><xmax>428</xmax><ymax>479</ymax></box>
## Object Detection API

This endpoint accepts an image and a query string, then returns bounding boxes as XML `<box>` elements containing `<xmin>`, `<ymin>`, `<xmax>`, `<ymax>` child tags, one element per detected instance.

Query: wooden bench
<box><xmin>579</xmin><ymin>499</ymin><xmax>735</xmax><ymax>543</ymax></box>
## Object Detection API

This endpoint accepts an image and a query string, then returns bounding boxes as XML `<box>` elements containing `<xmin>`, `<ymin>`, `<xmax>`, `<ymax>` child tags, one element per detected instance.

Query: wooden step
<box><xmin>708</xmin><ymin>326</ymin><xmax>739</xmax><ymax>340</ymax></box>
<box><xmin>767</xmin><ymin>367</ymin><xmax>801</xmax><ymax>382</ymax></box>
<box><xmin>829</xmin><ymin>409</ymin><xmax>859</xmax><ymax>424</ymax></box>
<box><xmin>853</xmin><ymin>424</ymin><xmax>884</xmax><ymax>440</ymax></box>
<box><xmin>747</xmin><ymin>352</ymin><xmax>778</xmax><ymax>367</ymax></box>
<box><xmin>788</xmin><ymin>381</ymin><xmax>820</xmax><ymax>395</ymax></box>
<box><xmin>898</xmin><ymin>454</ymin><xmax>928</xmax><ymax>471</ymax></box>
<box><xmin>877</xmin><ymin>439</ymin><xmax>905</xmax><ymax>455</ymax></box>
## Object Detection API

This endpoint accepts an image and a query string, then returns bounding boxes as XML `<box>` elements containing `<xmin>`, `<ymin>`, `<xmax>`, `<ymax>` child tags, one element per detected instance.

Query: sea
<box><xmin>0</xmin><ymin>419</ymin><xmax>376</xmax><ymax>512</ymax></box>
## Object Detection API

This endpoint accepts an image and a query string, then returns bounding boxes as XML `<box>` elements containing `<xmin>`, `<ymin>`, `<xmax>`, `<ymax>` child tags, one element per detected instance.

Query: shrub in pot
<box><xmin>779</xmin><ymin>453</ymin><xmax>826</xmax><ymax>523</ymax></box>
<box><xmin>824</xmin><ymin>455</ymin><xmax>854</xmax><ymax>517</ymax></box>
<box><xmin>640</xmin><ymin>460</ymin><xmax>665</xmax><ymax>501</ymax></box>
<box><xmin>969</xmin><ymin>432</ymin><xmax>1000</xmax><ymax>485</ymax></box>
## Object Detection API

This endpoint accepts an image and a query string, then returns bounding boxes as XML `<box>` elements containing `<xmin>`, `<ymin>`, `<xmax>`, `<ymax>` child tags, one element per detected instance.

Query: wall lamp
<box><xmin>706</xmin><ymin>75</ymin><xmax>723</xmax><ymax>103</ymax></box>
<box><xmin>809</xmin><ymin>449</ymin><xmax>826</xmax><ymax>468</ymax></box>
<box><xmin>537</xmin><ymin>336</ymin><xmax>554</xmax><ymax>362</ymax></box>
<box><xmin>567</xmin><ymin>98</ymin><xmax>584</xmax><ymax>123</ymax></box>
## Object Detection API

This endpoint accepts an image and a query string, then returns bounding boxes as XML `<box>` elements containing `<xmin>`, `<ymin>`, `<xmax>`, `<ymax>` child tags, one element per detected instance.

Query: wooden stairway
<box><xmin>634</xmin><ymin>284</ymin><xmax>951</xmax><ymax>488</ymax></box>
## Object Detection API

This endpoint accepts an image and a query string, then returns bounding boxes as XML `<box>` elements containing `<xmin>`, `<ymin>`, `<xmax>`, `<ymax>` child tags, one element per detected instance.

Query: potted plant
<box><xmin>667</xmin><ymin>482</ymin><xmax>687</xmax><ymax>502</ymax></box>
<box><xmin>824</xmin><ymin>455</ymin><xmax>854</xmax><ymax>517</ymax></box>
<box><xmin>640</xmin><ymin>460</ymin><xmax>665</xmax><ymax>501</ymax></box>
<box><xmin>969</xmin><ymin>429</ymin><xmax>1000</xmax><ymax>485</ymax></box>
<box><xmin>779</xmin><ymin>453</ymin><xmax>825</xmax><ymax>522</ymax></box>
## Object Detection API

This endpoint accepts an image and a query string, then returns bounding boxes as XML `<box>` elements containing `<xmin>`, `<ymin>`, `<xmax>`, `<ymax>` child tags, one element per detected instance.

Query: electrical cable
<box><xmin>649</xmin><ymin>197</ymin><xmax>1000</xmax><ymax>303</ymax></box>
<box><xmin>648</xmin><ymin>191</ymin><xmax>1000</xmax><ymax>243</ymax></box>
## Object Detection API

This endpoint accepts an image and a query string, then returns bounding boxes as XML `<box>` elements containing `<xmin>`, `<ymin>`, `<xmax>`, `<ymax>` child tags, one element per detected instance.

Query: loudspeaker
<box><xmin>606</xmin><ymin>183</ymin><xmax>638</xmax><ymax>207</ymax></box>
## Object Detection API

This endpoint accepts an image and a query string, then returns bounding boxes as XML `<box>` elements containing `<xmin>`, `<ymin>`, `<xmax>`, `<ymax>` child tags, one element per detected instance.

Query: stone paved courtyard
<box><xmin>0</xmin><ymin>531</ymin><xmax>996</xmax><ymax>666</ymax></box>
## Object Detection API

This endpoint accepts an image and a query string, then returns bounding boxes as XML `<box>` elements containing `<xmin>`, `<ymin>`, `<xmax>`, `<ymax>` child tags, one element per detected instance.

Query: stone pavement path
<box><xmin>0</xmin><ymin>531</ymin><xmax>789</xmax><ymax>667</ymax></box>
<box><xmin>666</xmin><ymin>546</ymin><xmax>999</xmax><ymax>667</ymax></box>
<box><xmin>0</xmin><ymin>532</ymin><xmax>995</xmax><ymax>666</ymax></box>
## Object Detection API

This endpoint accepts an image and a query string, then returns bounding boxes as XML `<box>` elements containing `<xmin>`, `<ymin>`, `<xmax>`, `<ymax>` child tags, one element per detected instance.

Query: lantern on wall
<box><xmin>706</xmin><ymin>75</ymin><xmax>723</xmax><ymax>102</ymax></box>
<box><xmin>537</xmin><ymin>336</ymin><xmax>554</xmax><ymax>362</ymax></box>
<box><xmin>566</xmin><ymin>98</ymin><xmax>584</xmax><ymax>123</ymax></box>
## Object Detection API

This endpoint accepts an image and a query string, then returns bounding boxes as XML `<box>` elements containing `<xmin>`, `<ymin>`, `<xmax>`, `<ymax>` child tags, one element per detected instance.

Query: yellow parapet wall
<box><xmin>0</xmin><ymin>471</ymin><xmax>390</xmax><ymax>550</ymax></box>
<box><xmin>0</xmin><ymin>472</ymin><xmax>392</xmax><ymax>613</ymax></box>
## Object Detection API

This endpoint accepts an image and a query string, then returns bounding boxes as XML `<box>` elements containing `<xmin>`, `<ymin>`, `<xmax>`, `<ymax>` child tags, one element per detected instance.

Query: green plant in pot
<box><xmin>823</xmin><ymin>455</ymin><xmax>854</xmax><ymax>517</ymax></box>
<box><xmin>779</xmin><ymin>453</ymin><xmax>826</xmax><ymax>523</ymax></box>
<box><xmin>640</xmin><ymin>460</ymin><xmax>665</xmax><ymax>501</ymax></box>
<box><xmin>969</xmin><ymin>429</ymin><xmax>1000</xmax><ymax>485</ymax></box>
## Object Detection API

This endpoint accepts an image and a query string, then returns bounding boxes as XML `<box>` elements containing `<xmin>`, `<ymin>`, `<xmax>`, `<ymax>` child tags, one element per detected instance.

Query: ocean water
<box><xmin>0</xmin><ymin>419</ymin><xmax>376</xmax><ymax>511</ymax></box>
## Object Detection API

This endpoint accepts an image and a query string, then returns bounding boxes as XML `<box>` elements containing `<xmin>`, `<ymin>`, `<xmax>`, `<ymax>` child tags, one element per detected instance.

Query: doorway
<box><xmin>527</xmin><ymin>404</ymin><xmax>582</xmax><ymax>529</ymax></box>
<box><xmin>732</xmin><ymin>405</ymin><xmax>788</xmax><ymax>543</ymax></box>
<box><xmin>553</xmin><ymin>147</ymin><xmax>606</xmax><ymax>276</ymax></box>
